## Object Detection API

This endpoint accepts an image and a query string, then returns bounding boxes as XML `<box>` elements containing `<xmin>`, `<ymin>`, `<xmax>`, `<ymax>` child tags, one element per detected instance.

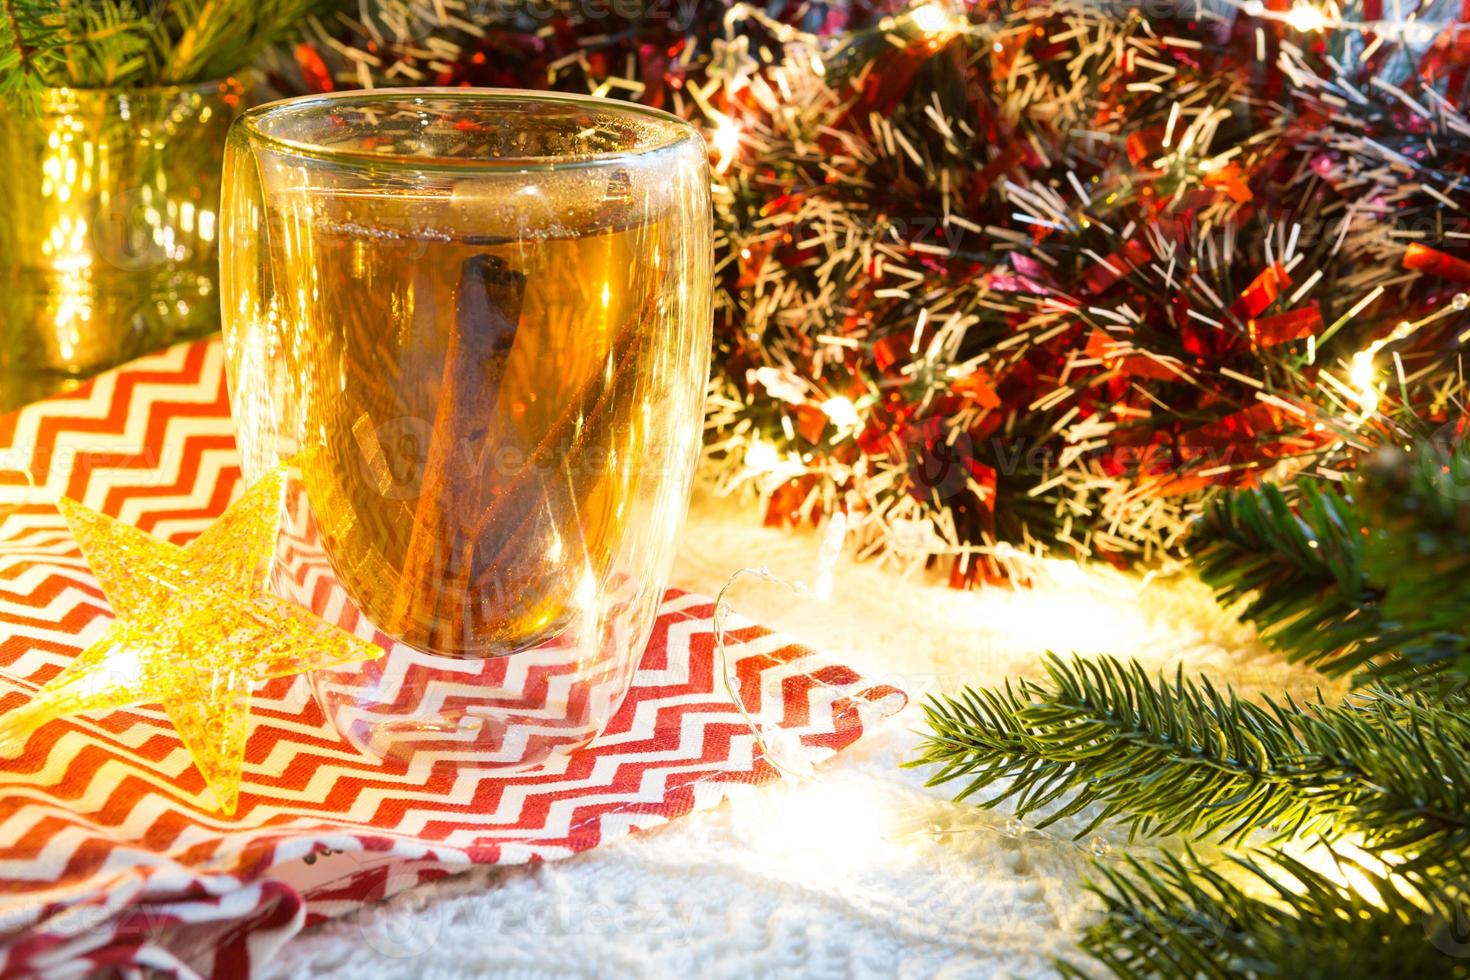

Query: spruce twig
<box><xmin>0</xmin><ymin>0</ymin><xmax>63</xmax><ymax>108</ymax></box>
<box><xmin>1191</xmin><ymin>436</ymin><xmax>1470</xmax><ymax>690</ymax></box>
<box><xmin>2</xmin><ymin>0</ymin><xmax>35</xmax><ymax>78</ymax></box>
<box><xmin>0</xmin><ymin>0</ymin><xmax>329</xmax><ymax>102</ymax></box>
<box><xmin>909</xmin><ymin>655</ymin><xmax>1470</xmax><ymax>872</ymax></box>
<box><xmin>1061</xmin><ymin>847</ymin><xmax>1470</xmax><ymax>980</ymax></box>
<box><xmin>160</xmin><ymin>0</ymin><xmax>224</xmax><ymax>83</ymax></box>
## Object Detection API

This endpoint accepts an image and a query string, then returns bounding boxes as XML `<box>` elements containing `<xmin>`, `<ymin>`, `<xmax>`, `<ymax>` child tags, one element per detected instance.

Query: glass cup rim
<box><xmin>236</xmin><ymin>87</ymin><xmax>702</xmax><ymax>172</ymax></box>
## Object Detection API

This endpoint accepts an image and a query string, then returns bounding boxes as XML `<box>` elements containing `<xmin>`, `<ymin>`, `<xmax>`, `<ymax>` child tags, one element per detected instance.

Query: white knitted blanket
<box><xmin>264</xmin><ymin>494</ymin><xmax>1326</xmax><ymax>979</ymax></box>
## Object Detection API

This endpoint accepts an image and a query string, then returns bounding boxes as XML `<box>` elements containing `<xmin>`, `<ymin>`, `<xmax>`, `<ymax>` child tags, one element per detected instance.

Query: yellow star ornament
<box><xmin>0</xmin><ymin>468</ymin><xmax>383</xmax><ymax>815</ymax></box>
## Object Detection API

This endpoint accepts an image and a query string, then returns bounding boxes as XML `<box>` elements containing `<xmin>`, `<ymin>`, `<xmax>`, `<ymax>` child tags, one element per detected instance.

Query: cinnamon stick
<box><xmin>387</xmin><ymin>253</ymin><xmax>525</xmax><ymax>650</ymax></box>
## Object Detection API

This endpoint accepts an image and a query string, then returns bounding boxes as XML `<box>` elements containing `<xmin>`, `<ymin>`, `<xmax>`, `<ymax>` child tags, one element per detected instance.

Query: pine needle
<box><xmin>1191</xmin><ymin>436</ymin><xmax>1470</xmax><ymax>690</ymax></box>
<box><xmin>0</xmin><ymin>0</ymin><xmax>328</xmax><ymax>104</ymax></box>
<box><xmin>909</xmin><ymin>654</ymin><xmax>1470</xmax><ymax>872</ymax></box>
<box><xmin>1063</xmin><ymin>847</ymin><xmax>1470</xmax><ymax>979</ymax></box>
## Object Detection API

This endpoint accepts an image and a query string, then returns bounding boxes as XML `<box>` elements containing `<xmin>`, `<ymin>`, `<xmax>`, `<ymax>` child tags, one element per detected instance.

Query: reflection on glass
<box><xmin>0</xmin><ymin>80</ymin><xmax>243</xmax><ymax>409</ymax></box>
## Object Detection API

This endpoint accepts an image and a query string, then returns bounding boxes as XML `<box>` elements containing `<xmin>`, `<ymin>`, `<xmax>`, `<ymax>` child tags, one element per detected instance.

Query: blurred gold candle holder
<box><xmin>0</xmin><ymin>78</ymin><xmax>246</xmax><ymax>408</ymax></box>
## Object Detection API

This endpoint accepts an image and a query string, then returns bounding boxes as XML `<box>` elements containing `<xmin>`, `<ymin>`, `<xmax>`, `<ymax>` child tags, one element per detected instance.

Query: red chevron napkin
<box><xmin>0</xmin><ymin>341</ymin><xmax>905</xmax><ymax>979</ymax></box>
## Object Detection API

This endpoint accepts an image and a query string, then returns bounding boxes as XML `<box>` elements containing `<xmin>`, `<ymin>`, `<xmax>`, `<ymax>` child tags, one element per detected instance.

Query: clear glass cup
<box><xmin>219</xmin><ymin>89</ymin><xmax>712</xmax><ymax>772</ymax></box>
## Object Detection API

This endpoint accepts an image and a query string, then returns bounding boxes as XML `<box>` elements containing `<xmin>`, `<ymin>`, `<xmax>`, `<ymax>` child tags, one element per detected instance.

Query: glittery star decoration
<box><xmin>0</xmin><ymin>468</ymin><xmax>383</xmax><ymax>815</ymax></box>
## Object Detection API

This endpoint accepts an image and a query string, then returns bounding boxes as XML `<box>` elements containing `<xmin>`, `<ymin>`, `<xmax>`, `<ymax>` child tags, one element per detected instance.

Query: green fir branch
<box><xmin>61</xmin><ymin>0</ymin><xmax>154</xmax><ymax>89</ymax></box>
<box><xmin>160</xmin><ymin>0</ymin><xmax>322</xmax><ymax>85</ymax></box>
<box><xmin>1190</xmin><ymin>437</ymin><xmax>1470</xmax><ymax>689</ymax></box>
<box><xmin>1355</xmin><ymin>440</ymin><xmax>1470</xmax><ymax>684</ymax></box>
<box><xmin>1062</xmin><ymin>847</ymin><xmax>1470</xmax><ymax>980</ymax></box>
<box><xmin>909</xmin><ymin>655</ymin><xmax>1470</xmax><ymax>871</ymax></box>
<box><xmin>0</xmin><ymin>0</ymin><xmax>66</xmax><ymax>108</ymax></box>
<box><xmin>0</xmin><ymin>0</ymin><xmax>329</xmax><ymax>99</ymax></box>
<box><xmin>1190</xmin><ymin>480</ymin><xmax>1386</xmax><ymax>676</ymax></box>
<box><xmin>2</xmin><ymin>0</ymin><xmax>37</xmax><ymax>79</ymax></box>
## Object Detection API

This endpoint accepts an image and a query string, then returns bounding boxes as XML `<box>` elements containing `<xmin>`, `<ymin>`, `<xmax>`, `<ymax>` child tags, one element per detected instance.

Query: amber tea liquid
<box><xmin>267</xmin><ymin>190</ymin><xmax>664</xmax><ymax>657</ymax></box>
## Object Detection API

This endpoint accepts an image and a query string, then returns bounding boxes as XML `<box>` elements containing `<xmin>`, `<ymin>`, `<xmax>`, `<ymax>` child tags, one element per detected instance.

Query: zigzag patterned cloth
<box><xmin>0</xmin><ymin>340</ymin><xmax>905</xmax><ymax>979</ymax></box>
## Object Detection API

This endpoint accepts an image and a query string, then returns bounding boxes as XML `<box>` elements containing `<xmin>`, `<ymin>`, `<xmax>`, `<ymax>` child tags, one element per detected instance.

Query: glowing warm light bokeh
<box><xmin>910</xmin><ymin>2</ymin><xmax>960</xmax><ymax>35</ymax></box>
<box><xmin>1286</xmin><ymin>1</ymin><xmax>1330</xmax><ymax>32</ymax></box>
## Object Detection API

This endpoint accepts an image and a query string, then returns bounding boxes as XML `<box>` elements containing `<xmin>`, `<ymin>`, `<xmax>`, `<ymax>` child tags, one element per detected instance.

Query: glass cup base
<box><xmin>272</xmin><ymin>471</ymin><xmax>643</xmax><ymax>774</ymax></box>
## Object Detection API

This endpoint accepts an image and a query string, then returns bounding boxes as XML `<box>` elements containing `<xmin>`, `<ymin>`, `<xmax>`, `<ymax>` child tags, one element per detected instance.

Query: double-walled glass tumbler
<box><xmin>220</xmin><ymin>90</ymin><xmax>712</xmax><ymax>771</ymax></box>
